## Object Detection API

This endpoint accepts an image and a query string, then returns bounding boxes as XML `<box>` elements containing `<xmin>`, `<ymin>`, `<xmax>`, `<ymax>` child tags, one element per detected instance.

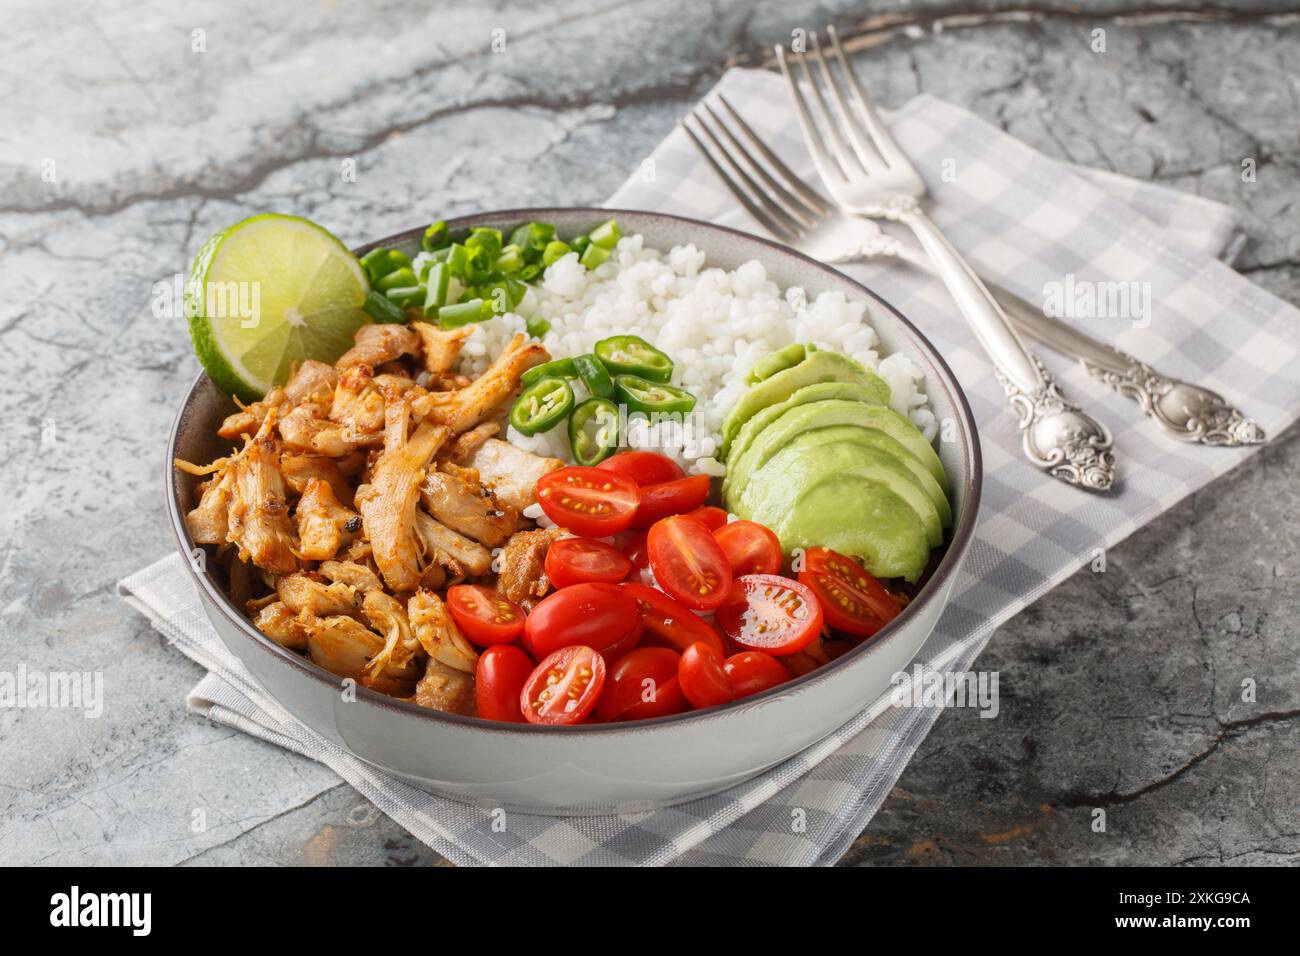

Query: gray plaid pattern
<box><xmin>120</xmin><ymin>68</ymin><xmax>1300</xmax><ymax>866</ymax></box>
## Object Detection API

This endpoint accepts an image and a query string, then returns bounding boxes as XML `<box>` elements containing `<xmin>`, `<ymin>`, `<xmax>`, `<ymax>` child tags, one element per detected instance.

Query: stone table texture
<box><xmin>2</xmin><ymin>0</ymin><xmax>1298</xmax><ymax>866</ymax></box>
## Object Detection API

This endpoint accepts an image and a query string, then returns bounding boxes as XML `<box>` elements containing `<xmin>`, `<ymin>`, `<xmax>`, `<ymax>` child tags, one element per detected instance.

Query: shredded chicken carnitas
<box><xmin>179</xmin><ymin>324</ymin><xmax>568</xmax><ymax>716</ymax></box>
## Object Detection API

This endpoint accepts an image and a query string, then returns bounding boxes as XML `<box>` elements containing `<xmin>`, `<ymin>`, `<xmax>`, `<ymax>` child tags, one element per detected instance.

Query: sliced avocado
<box><xmin>719</xmin><ymin>350</ymin><xmax>890</xmax><ymax>457</ymax></box>
<box><xmin>723</xmin><ymin>380</ymin><xmax>892</xmax><ymax>493</ymax></box>
<box><xmin>756</xmin><ymin>424</ymin><xmax>951</xmax><ymax>528</ymax></box>
<box><xmin>775</xmin><ymin>475</ymin><xmax>931</xmax><ymax>583</ymax></box>
<box><xmin>745</xmin><ymin>342</ymin><xmax>811</xmax><ymax>385</ymax></box>
<box><xmin>737</xmin><ymin>436</ymin><xmax>943</xmax><ymax>547</ymax></box>
<box><xmin>725</xmin><ymin>399</ymin><xmax>948</xmax><ymax>506</ymax></box>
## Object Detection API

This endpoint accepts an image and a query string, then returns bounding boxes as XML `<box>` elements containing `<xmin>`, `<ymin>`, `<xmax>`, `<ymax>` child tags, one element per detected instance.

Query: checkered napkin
<box><xmin>121</xmin><ymin>67</ymin><xmax>1300</xmax><ymax>866</ymax></box>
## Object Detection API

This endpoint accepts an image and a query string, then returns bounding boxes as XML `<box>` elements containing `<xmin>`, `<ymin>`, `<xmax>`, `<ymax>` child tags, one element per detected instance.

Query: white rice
<box><xmin>419</xmin><ymin>234</ymin><xmax>936</xmax><ymax>474</ymax></box>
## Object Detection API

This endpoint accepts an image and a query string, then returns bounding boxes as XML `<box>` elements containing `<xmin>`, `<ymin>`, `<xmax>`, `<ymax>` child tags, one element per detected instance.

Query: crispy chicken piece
<box><xmin>412</xmin><ymin>333</ymin><xmax>548</xmax><ymax>433</ymax></box>
<box><xmin>336</xmin><ymin>322</ymin><xmax>421</xmax><ymax>370</ymax></box>
<box><xmin>318</xmin><ymin>560</ymin><xmax>383</xmax><ymax>592</ymax></box>
<box><xmin>413</xmin><ymin>510</ymin><xmax>494</xmax><ymax>578</ymax></box>
<box><xmin>354</xmin><ymin>389</ymin><xmax>450</xmax><ymax>592</ymax></box>
<box><xmin>411</xmin><ymin>658</ymin><xmax>477</xmax><ymax>716</ymax></box>
<box><xmin>419</xmin><ymin>469</ymin><xmax>521</xmax><ymax>548</ymax></box>
<box><xmin>185</xmin><ymin>468</ymin><xmax>234</xmax><ymax>544</ymax></box>
<box><xmin>279</xmin><ymin>405</ymin><xmax>356</xmax><ymax>457</ymax></box>
<box><xmin>275</xmin><ymin>572</ymin><xmax>360</xmax><ymax>618</ymax></box>
<box><xmin>226</xmin><ymin>413</ymin><xmax>300</xmax><ymax>574</ymax></box>
<box><xmin>361</xmin><ymin>590</ymin><xmax>423</xmax><ymax>678</ymax></box>
<box><xmin>253</xmin><ymin>601</ymin><xmax>310</xmax><ymax>650</ymax></box>
<box><xmin>497</xmin><ymin>527</ymin><xmax>565</xmax><ymax>606</ymax></box>
<box><xmin>410</xmin><ymin>321</ymin><xmax>474</xmax><ymax>375</ymax></box>
<box><xmin>328</xmin><ymin>365</ymin><xmax>386</xmax><ymax>443</ymax></box>
<box><xmin>280</xmin><ymin>453</ymin><xmax>355</xmax><ymax>507</ymax></box>
<box><xmin>294</xmin><ymin>478</ymin><xmax>361</xmax><ymax>562</ymax></box>
<box><xmin>446</xmin><ymin>421</ymin><xmax>499</xmax><ymax>463</ymax></box>
<box><xmin>284</xmin><ymin>359</ymin><xmax>339</xmax><ymax>405</ymax></box>
<box><xmin>465</xmin><ymin>438</ymin><xmax>564</xmax><ymax>512</ymax></box>
<box><xmin>218</xmin><ymin>387</ymin><xmax>286</xmax><ymax>440</ymax></box>
<box><xmin>303</xmin><ymin>614</ymin><xmax>420</xmax><ymax>691</ymax></box>
<box><xmin>407</xmin><ymin>590</ymin><xmax>479</xmax><ymax>673</ymax></box>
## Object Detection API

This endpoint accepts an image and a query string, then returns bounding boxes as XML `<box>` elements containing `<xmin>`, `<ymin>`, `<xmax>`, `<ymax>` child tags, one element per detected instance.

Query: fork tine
<box><xmin>715</xmin><ymin>94</ymin><xmax>834</xmax><ymax>215</ymax></box>
<box><xmin>826</xmin><ymin>24</ymin><xmax>909</xmax><ymax>168</ymax></box>
<box><xmin>689</xmin><ymin>108</ymin><xmax>810</xmax><ymax>235</ymax></box>
<box><xmin>678</xmin><ymin>119</ymin><xmax>800</xmax><ymax>242</ymax></box>
<box><xmin>700</xmin><ymin>102</ymin><xmax>821</xmax><ymax>224</ymax></box>
<box><xmin>793</xmin><ymin>35</ymin><xmax>864</xmax><ymax>177</ymax></box>
<box><xmin>809</xmin><ymin>31</ymin><xmax>887</xmax><ymax>173</ymax></box>
<box><xmin>775</xmin><ymin>44</ymin><xmax>849</xmax><ymax>188</ymax></box>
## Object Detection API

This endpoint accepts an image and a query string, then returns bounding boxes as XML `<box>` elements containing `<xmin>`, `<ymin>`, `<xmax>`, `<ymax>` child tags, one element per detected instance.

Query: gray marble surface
<box><xmin>2</xmin><ymin>0</ymin><xmax>1298</xmax><ymax>866</ymax></box>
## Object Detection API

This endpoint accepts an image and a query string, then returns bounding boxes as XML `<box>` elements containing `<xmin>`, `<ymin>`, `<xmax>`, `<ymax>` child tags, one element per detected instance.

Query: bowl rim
<box><xmin>167</xmin><ymin>205</ymin><xmax>983</xmax><ymax>737</ymax></box>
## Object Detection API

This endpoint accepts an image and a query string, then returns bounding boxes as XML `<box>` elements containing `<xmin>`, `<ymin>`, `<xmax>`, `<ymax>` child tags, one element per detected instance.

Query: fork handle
<box><xmin>891</xmin><ymin>204</ymin><xmax>1043</xmax><ymax>393</ymax></box>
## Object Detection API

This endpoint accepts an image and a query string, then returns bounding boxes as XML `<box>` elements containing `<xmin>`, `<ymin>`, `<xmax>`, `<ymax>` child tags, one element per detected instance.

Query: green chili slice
<box><xmin>574</xmin><ymin>353</ymin><xmax>614</xmax><ymax>399</ymax></box>
<box><xmin>510</xmin><ymin>378</ymin><xmax>574</xmax><ymax>436</ymax></box>
<box><xmin>568</xmin><ymin>397</ymin><xmax>620</xmax><ymax>466</ymax></box>
<box><xmin>594</xmin><ymin>335</ymin><xmax>674</xmax><ymax>383</ymax></box>
<box><xmin>613</xmin><ymin>374</ymin><xmax>696</xmax><ymax>416</ymax></box>
<box><xmin>520</xmin><ymin>357</ymin><xmax>577</xmax><ymax>387</ymax></box>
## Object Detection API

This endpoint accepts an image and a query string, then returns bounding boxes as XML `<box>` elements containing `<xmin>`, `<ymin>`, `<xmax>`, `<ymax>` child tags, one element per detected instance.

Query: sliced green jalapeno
<box><xmin>510</xmin><ymin>378</ymin><xmax>574</xmax><ymax>436</ymax></box>
<box><xmin>520</xmin><ymin>357</ymin><xmax>578</xmax><ymax>387</ymax></box>
<box><xmin>613</xmin><ymin>374</ymin><xmax>696</xmax><ymax>416</ymax></box>
<box><xmin>568</xmin><ymin>397</ymin><xmax>620</xmax><ymax>466</ymax></box>
<box><xmin>574</xmin><ymin>353</ymin><xmax>614</xmax><ymax>399</ymax></box>
<box><xmin>594</xmin><ymin>335</ymin><xmax>673</xmax><ymax>383</ymax></box>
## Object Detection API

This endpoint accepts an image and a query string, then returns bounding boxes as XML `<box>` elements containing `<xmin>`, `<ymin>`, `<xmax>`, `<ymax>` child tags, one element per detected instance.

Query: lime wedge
<box><xmin>185</xmin><ymin>214</ymin><xmax>371</xmax><ymax>401</ymax></box>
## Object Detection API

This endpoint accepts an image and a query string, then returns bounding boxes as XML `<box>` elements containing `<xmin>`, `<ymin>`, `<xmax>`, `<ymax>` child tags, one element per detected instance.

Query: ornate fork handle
<box><xmin>858</xmin><ymin>195</ymin><xmax>1118</xmax><ymax>492</ymax></box>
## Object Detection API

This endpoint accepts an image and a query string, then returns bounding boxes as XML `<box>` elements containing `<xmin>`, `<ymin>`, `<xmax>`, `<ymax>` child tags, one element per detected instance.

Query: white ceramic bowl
<box><xmin>167</xmin><ymin>207</ymin><xmax>982</xmax><ymax>814</ymax></box>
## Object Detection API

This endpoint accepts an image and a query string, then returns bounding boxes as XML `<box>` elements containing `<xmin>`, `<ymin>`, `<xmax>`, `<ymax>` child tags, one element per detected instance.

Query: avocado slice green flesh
<box><xmin>736</xmin><ymin>434</ymin><xmax>945</xmax><ymax>546</ymax></box>
<box><xmin>719</xmin><ymin>350</ymin><xmax>890</xmax><ymax>458</ymax></box>
<box><xmin>723</xmin><ymin>379</ymin><xmax>892</xmax><ymax>482</ymax></box>
<box><xmin>774</xmin><ymin>475</ymin><xmax>932</xmax><ymax>583</ymax></box>
<box><xmin>725</xmin><ymin>399</ymin><xmax>949</xmax><ymax>508</ymax></box>
<box><xmin>745</xmin><ymin>342</ymin><xmax>810</xmax><ymax>385</ymax></box>
<box><xmin>753</xmin><ymin>424</ymin><xmax>952</xmax><ymax>528</ymax></box>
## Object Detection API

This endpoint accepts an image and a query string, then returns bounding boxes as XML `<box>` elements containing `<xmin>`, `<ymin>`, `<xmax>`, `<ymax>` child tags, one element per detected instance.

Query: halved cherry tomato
<box><xmin>523</xmin><ymin>582</ymin><xmax>641</xmax><ymax>659</ymax></box>
<box><xmin>475</xmin><ymin>644</ymin><xmax>535</xmax><ymax>722</ymax></box>
<box><xmin>799</xmin><ymin>546</ymin><xmax>901</xmax><ymax>637</ymax></box>
<box><xmin>545</xmin><ymin>537</ymin><xmax>633</xmax><ymax>588</ymax></box>
<box><xmin>685</xmin><ymin>505</ymin><xmax>729</xmax><ymax>531</ymax></box>
<box><xmin>631</xmin><ymin>474</ymin><xmax>712</xmax><ymax>529</ymax></box>
<box><xmin>597</xmin><ymin>647</ymin><xmax>689</xmax><ymax>721</ymax></box>
<box><xmin>678</xmin><ymin>641</ymin><xmax>734</xmax><ymax>710</ymax></box>
<box><xmin>596</xmin><ymin>450</ymin><xmax>685</xmax><ymax>486</ymax></box>
<box><xmin>646</xmin><ymin>514</ymin><xmax>733</xmax><ymax>611</ymax></box>
<box><xmin>724</xmin><ymin>650</ymin><xmax>789</xmax><ymax>699</ymax></box>
<box><xmin>621</xmin><ymin>529</ymin><xmax>651</xmax><ymax>571</ymax></box>
<box><xmin>715</xmin><ymin>573</ymin><xmax>824</xmax><ymax>656</ymax></box>
<box><xmin>536</xmin><ymin>467</ymin><xmax>639</xmax><ymax>536</ymax></box>
<box><xmin>620</xmin><ymin>582</ymin><xmax>724</xmax><ymax>656</ymax></box>
<box><xmin>522</xmin><ymin>645</ymin><xmax>606</xmax><ymax>725</ymax></box>
<box><xmin>446</xmin><ymin>584</ymin><xmax>526</xmax><ymax>646</ymax></box>
<box><xmin>713</xmin><ymin>520</ymin><xmax>782</xmax><ymax>576</ymax></box>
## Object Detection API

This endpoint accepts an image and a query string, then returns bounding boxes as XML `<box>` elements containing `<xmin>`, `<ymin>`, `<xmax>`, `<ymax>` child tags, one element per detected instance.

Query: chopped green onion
<box><xmin>521</xmin><ymin>357</ymin><xmax>578</xmax><ymax>387</ymax></box>
<box><xmin>384</xmin><ymin>285</ymin><xmax>425</xmax><ymax>308</ymax></box>
<box><xmin>437</xmin><ymin>298</ymin><xmax>490</xmax><ymax>329</ymax></box>
<box><xmin>423</xmin><ymin>262</ymin><xmax>450</xmax><ymax>314</ymax></box>
<box><xmin>519</xmin><ymin>263</ymin><xmax>542</xmax><ymax>281</ymax></box>
<box><xmin>569</xmin><ymin>397</ymin><xmax>620</xmax><ymax>465</ymax></box>
<box><xmin>542</xmin><ymin>240</ymin><xmax>571</xmax><ymax>266</ymax></box>
<box><xmin>363</xmin><ymin>289</ymin><xmax>408</xmax><ymax>324</ymax></box>
<box><xmin>422</xmin><ymin>221</ymin><xmax>450</xmax><ymax>251</ymax></box>
<box><xmin>588</xmin><ymin>218</ymin><xmax>621</xmax><ymax>250</ymax></box>
<box><xmin>579</xmin><ymin>243</ymin><xmax>610</xmax><ymax>269</ymax></box>
<box><xmin>526</xmin><ymin>315</ymin><xmax>551</xmax><ymax>338</ymax></box>
<box><xmin>466</xmin><ymin>227</ymin><xmax>503</xmax><ymax>261</ymax></box>
<box><xmin>376</xmin><ymin>267</ymin><xmax>418</xmax><ymax>292</ymax></box>
<box><xmin>510</xmin><ymin>378</ymin><xmax>574</xmax><ymax>436</ymax></box>
<box><xmin>571</xmin><ymin>234</ymin><xmax>591</xmax><ymax>254</ymax></box>
<box><xmin>493</xmin><ymin>244</ymin><xmax>525</xmax><ymax>275</ymax></box>
<box><xmin>361</xmin><ymin>248</ymin><xmax>409</xmax><ymax>284</ymax></box>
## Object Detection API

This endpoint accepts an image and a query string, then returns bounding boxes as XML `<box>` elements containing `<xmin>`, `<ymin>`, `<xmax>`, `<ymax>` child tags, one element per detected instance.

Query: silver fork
<box><xmin>774</xmin><ymin>27</ymin><xmax>1117</xmax><ymax>491</ymax></box>
<box><xmin>679</xmin><ymin>96</ymin><xmax>1264</xmax><ymax>448</ymax></box>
